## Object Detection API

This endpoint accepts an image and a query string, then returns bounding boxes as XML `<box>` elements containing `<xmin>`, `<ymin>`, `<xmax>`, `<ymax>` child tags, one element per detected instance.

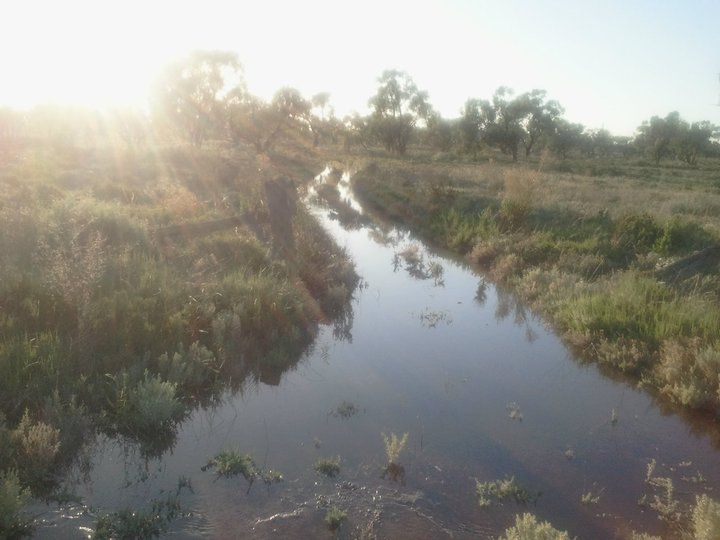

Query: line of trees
<box><xmin>1</xmin><ymin>51</ymin><xmax>718</xmax><ymax>165</ymax></box>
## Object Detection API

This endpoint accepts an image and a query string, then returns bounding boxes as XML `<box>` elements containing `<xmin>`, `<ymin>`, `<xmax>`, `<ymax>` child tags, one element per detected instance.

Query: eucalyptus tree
<box><xmin>153</xmin><ymin>50</ymin><xmax>243</xmax><ymax>147</ymax></box>
<box><xmin>368</xmin><ymin>70</ymin><xmax>431</xmax><ymax>155</ymax></box>
<box><xmin>226</xmin><ymin>86</ymin><xmax>310</xmax><ymax>153</ymax></box>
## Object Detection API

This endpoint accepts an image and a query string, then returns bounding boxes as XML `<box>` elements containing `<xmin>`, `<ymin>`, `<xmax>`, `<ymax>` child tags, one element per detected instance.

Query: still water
<box><xmin>36</xmin><ymin>167</ymin><xmax>720</xmax><ymax>538</ymax></box>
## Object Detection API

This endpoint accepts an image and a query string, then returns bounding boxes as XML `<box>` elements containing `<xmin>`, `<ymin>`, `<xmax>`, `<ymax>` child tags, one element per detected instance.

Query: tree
<box><xmin>459</xmin><ymin>98</ymin><xmax>494</xmax><ymax>155</ymax></box>
<box><xmin>550</xmin><ymin>119</ymin><xmax>585</xmax><ymax>159</ymax></box>
<box><xmin>368</xmin><ymin>70</ymin><xmax>431</xmax><ymax>155</ymax></box>
<box><xmin>311</xmin><ymin>92</ymin><xmax>332</xmax><ymax>121</ymax></box>
<box><xmin>635</xmin><ymin>111</ymin><xmax>685</xmax><ymax>165</ymax></box>
<box><xmin>588</xmin><ymin>128</ymin><xmax>613</xmax><ymax>157</ymax></box>
<box><xmin>226</xmin><ymin>87</ymin><xmax>310</xmax><ymax>153</ymax></box>
<box><xmin>153</xmin><ymin>50</ymin><xmax>242</xmax><ymax>147</ymax></box>
<box><xmin>424</xmin><ymin>112</ymin><xmax>455</xmax><ymax>152</ymax></box>
<box><xmin>309</xmin><ymin>92</ymin><xmax>333</xmax><ymax>147</ymax></box>
<box><xmin>675</xmin><ymin>121</ymin><xmax>716</xmax><ymax>166</ymax></box>
<box><xmin>109</xmin><ymin>108</ymin><xmax>148</xmax><ymax>149</ymax></box>
<box><xmin>0</xmin><ymin>108</ymin><xmax>23</xmax><ymax>146</ymax></box>
<box><xmin>515</xmin><ymin>90</ymin><xmax>563</xmax><ymax>157</ymax></box>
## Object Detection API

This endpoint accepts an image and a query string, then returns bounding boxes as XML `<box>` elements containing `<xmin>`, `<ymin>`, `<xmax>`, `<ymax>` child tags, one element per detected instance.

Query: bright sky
<box><xmin>1</xmin><ymin>0</ymin><xmax>718</xmax><ymax>135</ymax></box>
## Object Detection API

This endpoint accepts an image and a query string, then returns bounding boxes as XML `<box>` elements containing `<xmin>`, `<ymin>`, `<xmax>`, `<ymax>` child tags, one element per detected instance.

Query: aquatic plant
<box><xmin>580</xmin><ymin>490</ymin><xmax>601</xmax><ymax>505</ymax></box>
<box><xmin>476</xmin><ymin>476</ymin><xmax>540</xmax><ymax>507</ymax></box>
<box><xmin>382</xmin><ymin>432</ymin><xmax>408</xmax><ymax>465</ymax></box>
<box><xmin>331</xmin><ymin>401</ymin><xmax>358</xmax><ymax>419</ymax></box>
<box><xmin>93</xmin><ymin>496</ymin><xmax>182</xmax><ymax>540</ymax></box>
<box><xmin>324</xmin><ymin>506</ymin><xmax>347</xmax><ymax>531</ymax></box>
<box><xmin>314</xmin><ymin>457</ymin><xmax>341</xmax><ymax>478</ymax></box>
<box><xmin>642</xmin><ymin>460</ymin><xmax>681</xmax><ymax>524</ymax></box>
<box><xmin>499</xmin><ymin>513</ymin><xmax>570</xmax><ymax>540</ymax></box>
<box><xmin>203</xmin><ymin>450</ymin><xmax>283</xmax><ymax>491</ymax></box>
<box><xmin>507</xmin><ymin>402</ymin><xmax>523</xmax><ymax>421</ymax></box>
<box><xmin>0</xmin><ymin>470</ymin><xmax>32</xmax><ymax>538</ymax></box>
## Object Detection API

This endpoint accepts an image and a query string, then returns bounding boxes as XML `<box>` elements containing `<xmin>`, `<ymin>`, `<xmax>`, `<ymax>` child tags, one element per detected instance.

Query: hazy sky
<box><xmin>2</xmin><ymin>0</ymin><xmax>718</xmax><ymax>135</ymax></box>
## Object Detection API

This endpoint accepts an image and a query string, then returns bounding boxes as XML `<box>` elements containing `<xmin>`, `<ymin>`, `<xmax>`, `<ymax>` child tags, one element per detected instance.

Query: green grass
<box><xmin>324</xmin><ymin>506</ymin><xmax>347</xmax><ymax>531</ymax></box>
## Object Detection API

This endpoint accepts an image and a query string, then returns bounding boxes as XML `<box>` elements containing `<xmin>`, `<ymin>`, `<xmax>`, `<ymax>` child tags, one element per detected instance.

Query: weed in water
<box><xmin>324</xmin><ymin>506</ymin><xmax>347</xmax><ymax>532</ymax></box>
<box><xmin>314</xmin><ymin>457</ymin><xmax>341</xmax><ymax>478</ymax></box>
<box><xmin>382</xmin><ymin>432</ymin><xmax>408</xmax><ymax>465</ymax></box>
<box><xmin>581</xmin><ymin>490</ymin><xmax>602</xmax><ymax>505</ymax></box>
<box><xmin>331</xmin><ymin>401</ymin><xmax>358</xmax><ymax>419</ymax></box>
<box><xmin>476</xmin><ymin>476</ymin><xmax>540</xmax><ymax>507</ymax></box>
<box><xmin>507</xmin><ymin>402</ymin><xmax>523</xmax><ymax>421</ymax></box>
<box><xmin>93</xmin><ymin>495</ymin><xmax>182</xmax><ymax>540</ymax></box>
<box><xmin>203</xmin><ymin>450</ymin><xmax>283</xmax><ymax>489</ymax></box>
<box><xmin>499</xmin><ymin>513</ymin><xmax>570</xmax><ymax>540</ymax></box>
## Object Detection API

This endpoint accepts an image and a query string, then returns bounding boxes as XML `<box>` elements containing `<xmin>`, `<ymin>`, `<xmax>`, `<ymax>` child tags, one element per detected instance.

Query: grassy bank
<box><xmin>352</xmin><ymin>156</ymin><xmax>720</xmax><ymax>415</ymax></box>
<box><xmin>0</xmin><ymin>140</ymin><xmax>357</xmax><ymax>533</ymax></box>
